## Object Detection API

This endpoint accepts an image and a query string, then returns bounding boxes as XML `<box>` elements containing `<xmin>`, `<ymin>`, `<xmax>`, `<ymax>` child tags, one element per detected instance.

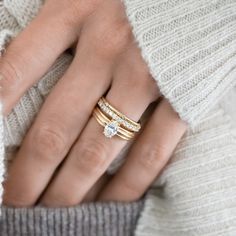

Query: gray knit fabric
<box><xmin>0</xmin><ymin>201</ymin><xmax>143</xmax><ymax>236</ymax></box>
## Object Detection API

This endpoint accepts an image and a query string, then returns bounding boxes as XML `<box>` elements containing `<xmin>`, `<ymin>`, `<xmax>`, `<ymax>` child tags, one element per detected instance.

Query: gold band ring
<box><xmin>93</xmin><ymin>107</ymin><xmax>135</xmax><ymax>140</ymax></box>
<box><xmin>97</xmin><ymin>97</ymin><xmax>141</xmax><ymax>132</ymax></box>
<box><xmin>94</xmin><ymin>107</ymin><xmax>134</xmax><ymax>137</ymax></box>
<box><xmin>93</xmin><ymin>97</ymin><xmax>142</xmax><ymax>140</ymax></box>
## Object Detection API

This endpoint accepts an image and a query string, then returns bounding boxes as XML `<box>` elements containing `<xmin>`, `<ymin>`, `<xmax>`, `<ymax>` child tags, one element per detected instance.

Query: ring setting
<box><xmin>93</xmin><ymin>97</ymin><xmax>141</xmax><ymax>140</ymax></box>
<box><xmin>103</xmin><ymin>120</ymin><xmax>119</xmax><ymax>138</ymax></box>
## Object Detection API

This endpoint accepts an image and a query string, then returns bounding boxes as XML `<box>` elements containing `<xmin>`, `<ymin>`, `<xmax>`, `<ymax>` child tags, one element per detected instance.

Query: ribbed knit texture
<box><xmin>135</xmin><ymin>106</ymin><xmax>236</xmax><ymax>236</ymax></box>
<box><xmin>122</xmin><ymin>0</ymin><xmax>236</xmax><ymax>125</ymax></box>
<box><xmin>0</xmin><ymin>201</ymin><xmax>143</xmax><ymax>236</ymax></box>
<box><xmin>1</xmin><ymin>0</ymin><xmax>236</xmax><ymax>236</ymax></box>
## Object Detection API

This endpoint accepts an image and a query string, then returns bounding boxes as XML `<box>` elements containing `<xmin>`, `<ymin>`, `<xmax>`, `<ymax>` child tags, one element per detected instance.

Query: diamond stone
<box><xmin>103</xmin><ymin>121</ymin><xmax>119</xmax><ymax>138</ymax></box>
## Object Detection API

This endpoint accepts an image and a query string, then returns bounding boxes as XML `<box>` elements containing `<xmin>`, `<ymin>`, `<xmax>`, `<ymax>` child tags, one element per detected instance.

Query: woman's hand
<box><xmin>0</xmin><ymin>0</ymin><xmax>187</xmax><ymax>207</ymax></box>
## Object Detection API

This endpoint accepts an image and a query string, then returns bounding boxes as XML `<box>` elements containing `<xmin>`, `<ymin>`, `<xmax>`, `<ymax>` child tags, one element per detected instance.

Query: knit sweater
<box><xmin>1</xmin><ymin>0</ymin><xmax>236</xmax><ymax>236</ymax></box>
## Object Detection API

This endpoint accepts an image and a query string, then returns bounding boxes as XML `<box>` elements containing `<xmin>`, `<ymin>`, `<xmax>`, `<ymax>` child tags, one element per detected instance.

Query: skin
<box><xmin>0</xmin><ymin>0</ymin><xmax>187</xmax><ymax>207</ymax></box>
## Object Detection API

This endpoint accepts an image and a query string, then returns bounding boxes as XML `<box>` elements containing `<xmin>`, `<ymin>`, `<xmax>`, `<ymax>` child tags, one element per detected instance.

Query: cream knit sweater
<box><xmin>1</xmin><ymin>0</ymin><xmax>236</xmax><ymax>235</ymax></box>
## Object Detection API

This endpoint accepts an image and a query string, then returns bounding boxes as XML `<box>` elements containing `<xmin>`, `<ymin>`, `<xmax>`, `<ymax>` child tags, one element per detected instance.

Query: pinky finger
<box><xmin>98</xmin><ymin>100</ymin><xmax>187</xmax><ymax>202</ymax></box>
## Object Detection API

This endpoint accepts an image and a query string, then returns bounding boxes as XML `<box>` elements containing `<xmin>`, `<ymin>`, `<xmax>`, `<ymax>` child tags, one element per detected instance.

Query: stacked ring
<box><xmin>92</xmin><ymin>97</ymin><xmax>141</xmax><ymax>140</ymax></box>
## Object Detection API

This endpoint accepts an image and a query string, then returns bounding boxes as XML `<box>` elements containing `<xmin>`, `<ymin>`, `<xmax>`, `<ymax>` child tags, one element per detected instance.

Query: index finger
<box><xmin>0</xmin><ymin>0</ymin><xmax>95</xmax><ymax>115</ymax></box>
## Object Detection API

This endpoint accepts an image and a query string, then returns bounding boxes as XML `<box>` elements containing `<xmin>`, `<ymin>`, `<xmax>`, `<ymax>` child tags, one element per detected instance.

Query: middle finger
<box><xmin>0</xmin><ymin>0</ymin><xmax>94</xmax><ymax>115</ymax></box>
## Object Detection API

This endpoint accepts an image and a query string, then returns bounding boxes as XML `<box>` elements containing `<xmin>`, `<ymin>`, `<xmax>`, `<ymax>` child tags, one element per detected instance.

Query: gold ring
<box><xmin>93</xmin><ymin>97</ymin><xmax>141</xmax><ymax>140</ymax></box>
<box><xmin>97</xmin><ymin>97</ymin><xmax>141</xmax><ymax>132</ymax></box>
<box><xmin>93</xmin><ymin>107</ymin><xmax>135</xmax><ymax>140</ymax></box>
<box><xmin>94</xmin><ymin>108</ymin><xmax>134</xmax><ymax>137</ymax></box>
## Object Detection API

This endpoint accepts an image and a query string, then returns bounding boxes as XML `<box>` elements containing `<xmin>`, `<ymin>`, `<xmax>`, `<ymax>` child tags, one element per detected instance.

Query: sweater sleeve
<box><xmin>122</xmin><ymin>0</ymin><xmax>236</xmax><ymax>126</ymax></box>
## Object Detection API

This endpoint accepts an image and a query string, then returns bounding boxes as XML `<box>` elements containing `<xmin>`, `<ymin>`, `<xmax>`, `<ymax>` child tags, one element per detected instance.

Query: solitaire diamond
<box><xmin>104</xmin><ymin>121</ymin><xmax>119</xmax><ymax>138</ymax></box>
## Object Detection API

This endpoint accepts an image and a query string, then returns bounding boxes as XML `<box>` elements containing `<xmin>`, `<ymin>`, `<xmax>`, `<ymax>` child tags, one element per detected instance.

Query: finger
<box><xmin>39</xmin><ymin>46</ymin><xmax>157</xmax><ymax>207</ymax></box>
<box><xmin>2</xmin><ymin>36</ymin><xmax>113</xmax><ymax>207</ymax></box>
<box><xmin>3</xmin><ymin>0</ymin><xmax>130</xmax><ymax>207</ymax></box>
<box><xmin>0</xmin><ymin>0</ymin><xmax>96</xmax><ymax>115</ymax></box>
<box><xmin>98</xmin><ymin>100</ymin><xmax>187</xmax><ymax>202</ymax></box>
<box><xmin>38</xmin><ymin>174</ymin><xmax>110</xmax><ymax>204</ymax></box>
<box><xmin>39</xmin><ymin>96</ymin><xmax>147</xmax><ymax>207</ymax></box>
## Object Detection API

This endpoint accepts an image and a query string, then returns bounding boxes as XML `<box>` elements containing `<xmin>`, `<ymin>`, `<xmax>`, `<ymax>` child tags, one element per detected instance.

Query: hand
<box><xmin>1</xmin><ymin>0</ymin><xmax>187</xmax><ymax>207</ymax></box>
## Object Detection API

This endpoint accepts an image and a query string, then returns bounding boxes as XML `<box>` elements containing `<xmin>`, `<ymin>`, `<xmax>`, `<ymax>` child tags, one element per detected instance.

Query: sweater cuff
<box><xmin>0</xmin><ymin>200</ymin><xmax>143</xmax><ymax>236</ymax></box>
<box><xmin>122</xmin><ymin>0</ymin><xmax>236</xmax><ymax>126</ymax></box>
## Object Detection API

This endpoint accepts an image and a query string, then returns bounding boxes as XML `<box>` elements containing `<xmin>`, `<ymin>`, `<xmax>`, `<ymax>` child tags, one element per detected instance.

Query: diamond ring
<box><xmin>92</xmin><ymin>97</ymin><xmax>141</xmax><ymax>140</ymax></box>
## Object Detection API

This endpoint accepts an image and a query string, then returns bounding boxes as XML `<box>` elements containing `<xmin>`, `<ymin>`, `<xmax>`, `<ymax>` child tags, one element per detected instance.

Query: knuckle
<box><xmin>139</xmin><ymin>144</ymin><xmax>168</xmax><ymax>171</ymax></box>
<box><xmin>81</xmin><ymin>0</ymin><xmax>104</xmax><ymax>13</ymax></box>
<box><xmin>66</xmin><ymin>0</ymin><xmax>103</xmax><ymax>21</ymax></box>
<box><xmin>93</xmin><ymin>21</ymin><xmax>131</xmax><ymax>58</ymax></box>
<box><xmin>70</xmin><ymin>0</ymin><xmax>102</xmax><ymax>11</ymax></box>
<box><xmin>45</xmin><ymin>0</ymin><xmax>103</xmax><ymax>30</ymax></box>
<box><xmin>31</xmin><ymin>122</ymin><xmax>67</xmax><ymax>162</ymax></box>
<box><xmin>74</xmin><ymin>139</ymin><xmax>108</xmax><ymax>173</ymax></box>
<box><xmin>0</xmin><ymin>57</ymin><xmax>23</xmax><ymax>92</ymax></box>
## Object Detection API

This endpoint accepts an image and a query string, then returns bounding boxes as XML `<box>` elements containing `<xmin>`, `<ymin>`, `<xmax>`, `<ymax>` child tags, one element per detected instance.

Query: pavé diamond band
<box><xmin>98</xmin><ymin>97</ymin><xmax>141</xmax><ymax>132</ymax></box>
<box><xmin>92</xmin><ymin>97</ymin><xmax>141</xmax><ymax>140</ymax></box>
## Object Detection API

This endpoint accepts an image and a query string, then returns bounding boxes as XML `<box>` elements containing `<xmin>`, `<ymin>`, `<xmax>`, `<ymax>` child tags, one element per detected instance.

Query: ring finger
<box><xmin>40</xmin><ymin>46</ymin><xmax>159</xmax><ymax>206</ymax></box>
